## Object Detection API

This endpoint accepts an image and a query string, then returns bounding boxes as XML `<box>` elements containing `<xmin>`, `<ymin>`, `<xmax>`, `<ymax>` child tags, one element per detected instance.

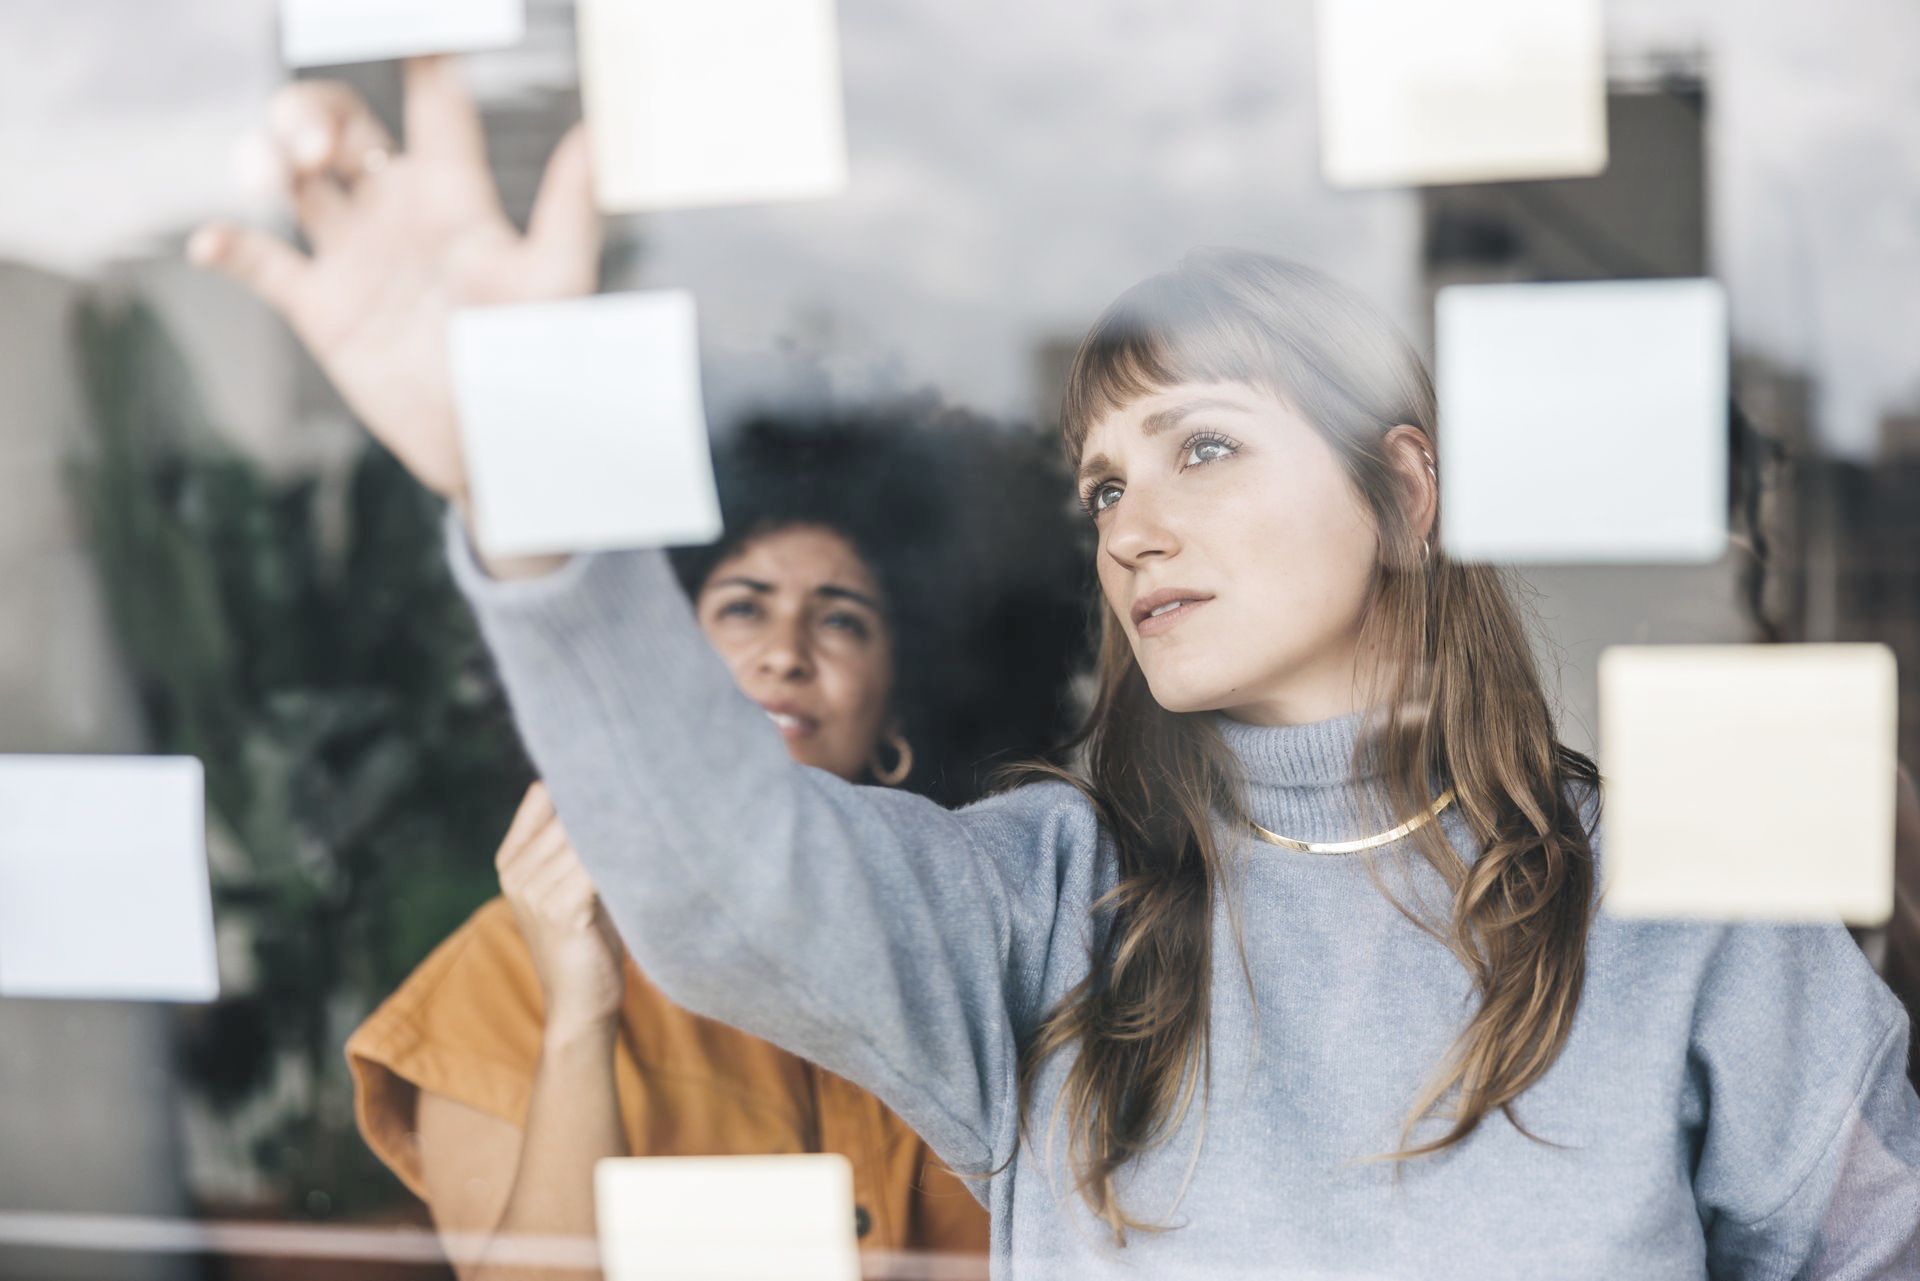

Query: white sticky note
<box><xmin>0</xmin><ymin>757</ymin><xmax>217</xmax><ymax>1002</ymax></box>
<box><xmin>279</xmin><ymin>0</ymin><xmax>525</xmax><ymax>68</ymax></box>
<box><xmin>1599</xmin><ymin>645</ymin><xmax>1899</xmax><ymax>924</ymax></box>
<box><xmin>1437</xmin><ymin>279</ymin><xmax>1728</xmax><ymax>564</ymax></box>
<box><xmin>1315</xmin><ymin>0</ymin><xmax>1607</xmax><ymax>188</ymax></box>
<box><xmin>450</xmin><ymin>292</ymin><xmax>723</xmax><ymax>559</ymax></box>
<box><xmin>595</xmin><ymin>1154</ymin><xmax>858</xmax><ymax>1281</ymax></box>
<box><xmin>578</xmin><ymin>0</ymin><xmax>849</xmax><ymax>211</ymax></box>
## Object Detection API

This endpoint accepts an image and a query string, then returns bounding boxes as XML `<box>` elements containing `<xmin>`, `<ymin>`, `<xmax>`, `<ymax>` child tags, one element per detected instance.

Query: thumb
<box><xmin>526</xmin><ymin>124</ymin><xmax>601</xmax><ymax>287</ymax></box>
<box><xmin>188</xmin><ymin>222</ymin><xmax>314</xmax><ymax>327</ymax></box>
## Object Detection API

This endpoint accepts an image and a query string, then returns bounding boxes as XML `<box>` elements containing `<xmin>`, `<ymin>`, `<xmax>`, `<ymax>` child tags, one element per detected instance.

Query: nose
<box><xmin>1102</xmin><ymin>482</ymin><xmax>1180</xmax><ymax>571</ymax></box>
<box><xmin>754</xmin><ymin>613</ymin><xmax>815</xmax><ymax>682</ymax></box>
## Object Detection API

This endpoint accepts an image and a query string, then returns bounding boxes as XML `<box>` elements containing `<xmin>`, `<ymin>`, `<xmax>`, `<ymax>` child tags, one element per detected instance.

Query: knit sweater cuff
<box><xmin>442</xmin><ymin>508</ymin><xmax>600</xmax><ymax>609</ymax></box>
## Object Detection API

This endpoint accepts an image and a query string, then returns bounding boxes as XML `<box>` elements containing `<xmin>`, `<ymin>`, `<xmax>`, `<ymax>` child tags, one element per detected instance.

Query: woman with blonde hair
<box><xmin>195</xmin><ymin>58</ymin><xmax>1919</xmax><ymax>1277</ymax></box>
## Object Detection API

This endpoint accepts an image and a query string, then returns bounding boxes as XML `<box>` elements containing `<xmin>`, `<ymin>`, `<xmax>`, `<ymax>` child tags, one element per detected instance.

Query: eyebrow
<box><xmin>1076</xmin><ymin>396</ymin><xmax>1257</xmax><ymax>487</ymax></box>
<box><xmin>706</xmin><ymin>575</ymin><xmax>883</xmax><ymax>612</ymax></box>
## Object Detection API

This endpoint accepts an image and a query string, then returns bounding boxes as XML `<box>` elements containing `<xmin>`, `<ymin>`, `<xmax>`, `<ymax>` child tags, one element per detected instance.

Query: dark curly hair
<box><xmin>668</xmin><ymin>394</ymin><xmax>1094</xmax><ymax>807</ymax></box>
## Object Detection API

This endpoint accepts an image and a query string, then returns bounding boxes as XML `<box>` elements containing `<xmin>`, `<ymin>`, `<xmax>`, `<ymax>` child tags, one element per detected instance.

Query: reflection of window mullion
<box><xmin>1501</xmin><ymin>184</ymin><xmax>1668</xmax><ymax>281</ymax></box>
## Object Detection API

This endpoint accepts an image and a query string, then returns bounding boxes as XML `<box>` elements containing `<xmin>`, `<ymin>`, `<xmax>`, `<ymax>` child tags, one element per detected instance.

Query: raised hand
<box><xmin>496</xmin><ymin>783</ymin><xmax>627</xmax><ymax>1036</ymax></box>
<box><xmin>188</xmin><ymin>57</ymin><xmax>601</xmax><ymax>503</ymax></box>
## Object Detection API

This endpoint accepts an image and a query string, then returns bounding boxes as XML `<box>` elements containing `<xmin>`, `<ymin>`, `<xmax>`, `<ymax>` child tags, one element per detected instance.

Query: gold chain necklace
<box><xmin>1249</xmin><ymin>788</ymin><xmax>1456</xmax><ymax>855</ymax></box>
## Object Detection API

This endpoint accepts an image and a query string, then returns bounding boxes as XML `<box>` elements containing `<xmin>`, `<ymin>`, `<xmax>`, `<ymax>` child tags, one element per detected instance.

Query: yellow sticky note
<box><xmin>595</xmin><ymin>1154</ymin><xmax>859</xmax><ymax>1281</ymax></box>
<box><xmin>1599</xmin><ymin>644</ymin><xmax>1899</xmax><ymax>924</ymax></box>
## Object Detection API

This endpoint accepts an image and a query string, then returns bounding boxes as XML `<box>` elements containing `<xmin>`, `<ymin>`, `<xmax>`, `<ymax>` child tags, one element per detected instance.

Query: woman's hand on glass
<box><xmin>187</xmin><ymin>56</ymin><xmax>601</xmax><ymax>506</ymax></box>
<box><xmin>496</xmin><ymin>783</ymin><xmax>627</xmax><ymax>1036</ymax></box>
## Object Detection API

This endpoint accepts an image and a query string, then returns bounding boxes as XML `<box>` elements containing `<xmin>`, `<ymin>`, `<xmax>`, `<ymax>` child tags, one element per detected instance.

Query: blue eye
<box><xmin>717</xmin><ymin>599</ymin><xmax>759</xmax><ymax>620</ymax></box>
<box><xmin>1081</xmin><ymin>433</ymin><xmax>1236</xmax><ymax>518</ymax></box>
<box><xmin>1183</xmin><ymin>434</ymin><xmax>1237</xmax><ymax>468</ymax></box>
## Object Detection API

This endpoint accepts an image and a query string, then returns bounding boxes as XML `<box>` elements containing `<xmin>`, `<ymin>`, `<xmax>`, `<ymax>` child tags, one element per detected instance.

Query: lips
<box><xmin>757</xmin><ymin>701</ymin><xmax>821</xmax><ymax>738</ymax></box>
<box><xmin>1130</xmin><ymin>587</ymin><xmax>1214</xmax><ymax>638</ymax></box>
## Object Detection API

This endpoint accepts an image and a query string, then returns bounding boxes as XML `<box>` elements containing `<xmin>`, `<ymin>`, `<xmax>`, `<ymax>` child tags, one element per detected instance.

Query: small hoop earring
<box><xmin>870</xmin><ymin>731</ymin><xmax>914</xmax><ymax>787</ymax></box>
<box><xmin>1419</xmin><ymin>540</ymin><xmax>1433</xmax><ymax>570</ymax></box>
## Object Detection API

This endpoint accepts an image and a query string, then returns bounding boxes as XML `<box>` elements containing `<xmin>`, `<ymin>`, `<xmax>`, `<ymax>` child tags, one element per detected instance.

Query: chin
<box><xmin>1137</xmin><ymin>664</ymin><xmax>1238</xmax><ymax>716</ymax></box>
<box><xmin>786</xmin><ymin>741</ymin><xmax>834</xmax><ymax>773</ymax></box>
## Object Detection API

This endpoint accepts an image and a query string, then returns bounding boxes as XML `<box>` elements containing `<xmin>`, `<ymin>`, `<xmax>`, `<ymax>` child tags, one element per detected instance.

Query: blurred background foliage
<box><xmin>73</xmin><ymin>296</ymin><xmax>531</xmax><ymax>1218</ymax></box>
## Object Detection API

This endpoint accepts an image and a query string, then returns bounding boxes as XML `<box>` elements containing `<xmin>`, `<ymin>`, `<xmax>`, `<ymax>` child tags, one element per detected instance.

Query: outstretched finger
<box><xmin>526</xmin><ymin>123</ymin><xmax>601</xmax><ymax>289</ymax></box>
<box><xmin>289</xmin><ymin>172</ymin><xmax>354</xmax><ymax>250</ymax></box>
<box><xmin>402</xmin><ymin>55</ymin><xmax>488</xmax><ymax>167</ymax></box>
<box><xmin>187</xmin><ymin>223</ymin><xmax>314</xmax><ymax>324</ymax></box>
<box><xmin>268</xmin><ymin>80</ymin><xmax>397</xmax><ymax>185</ymax></box>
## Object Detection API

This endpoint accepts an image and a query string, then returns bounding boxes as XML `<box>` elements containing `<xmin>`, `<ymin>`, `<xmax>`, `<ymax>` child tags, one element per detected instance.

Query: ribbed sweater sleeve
<box><xmin>443</xmin><ymin>525</ymin><xmax>1100</xmax><ymax>1176</ymax></box>
<box><xmin>1704</xmin><ymin>1015</ymin><xmax>1919</xmax><ymax>1278</ymax></box>
<box><xmin>1692</xmin><ymin>923</ymin><xmax>1920</xmax><ymax>1277</ymax></box>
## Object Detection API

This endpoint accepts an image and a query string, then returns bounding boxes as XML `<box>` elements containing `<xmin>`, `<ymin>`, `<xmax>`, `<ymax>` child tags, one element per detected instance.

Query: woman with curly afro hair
<box><xmin>344</xmin><ymin>398</ymin><xmax>1092</xmax><ymax>1279</ymax></box>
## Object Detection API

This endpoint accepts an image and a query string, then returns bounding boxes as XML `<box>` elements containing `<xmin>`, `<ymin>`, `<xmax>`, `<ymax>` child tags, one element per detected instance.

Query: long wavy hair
<box><xmin>1011</xmin><ymin>248</ymin><xmax>1600</xmax><ymax>1240</ymax></box>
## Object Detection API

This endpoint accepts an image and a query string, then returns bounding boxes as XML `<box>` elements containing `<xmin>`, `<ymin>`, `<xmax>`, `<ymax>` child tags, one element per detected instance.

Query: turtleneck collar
<box><xmin>1210</xmin><ymin>710</ymin><xmax>1381</xmax><ymax>789</ymax></box>
<box><xmin>1205</xmin><ymin>709</ymin><xmax>1465</xmax><ymax>858</ymax></box>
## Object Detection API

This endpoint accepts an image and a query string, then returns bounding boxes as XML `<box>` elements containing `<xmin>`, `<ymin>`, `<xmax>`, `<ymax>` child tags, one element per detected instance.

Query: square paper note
<box><xmin>450</xmin><ymin>291</ymin><xmax>723</xmax><ymax>559</ymax></box>
<box><xmin>1437</xmin><ymin>279</ymin><xmax>1728</xmax><ymax>564</ymax></box>
<box><xmin>578</xmin><ymin>0</ymin><xmax>849</xmax><ymax>211</ymax></box>
<box><xmin>1315</xmin><ymin>0</ymin><xmax>1607</xmax><ymax>187</ymax></box>
<box><xmin>1599</xmin><ymin>644</ymin><xmax>1899</xmax><ymax>924</ymax></box>
<box><xmin>280</xmin><ymin>0</ymin><xmax>525</xmax><ymax>68</ymax></box>
<box><xmin>596</xmin><ymin>1154</ymin><xmax>858</xmax><ymax>1281</ymax></box>
<box><xmin>0</xmin><ymin>757</ymin><xmax>217</xmax><ymax>1002</ymax></box>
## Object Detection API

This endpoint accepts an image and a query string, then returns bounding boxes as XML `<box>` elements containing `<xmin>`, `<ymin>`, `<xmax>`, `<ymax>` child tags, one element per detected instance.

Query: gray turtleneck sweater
<box><xmin>449</xmin><ymin>532</ymin><xmax>1920</xmax><ymax>1278</ymax></box>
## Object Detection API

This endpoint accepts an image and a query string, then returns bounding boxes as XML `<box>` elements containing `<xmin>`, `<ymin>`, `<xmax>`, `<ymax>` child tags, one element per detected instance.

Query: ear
<box><xmin>1382</xmin><ymin>424</ymin><xmax>1438</xmax><ymax>545</ymax></box>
